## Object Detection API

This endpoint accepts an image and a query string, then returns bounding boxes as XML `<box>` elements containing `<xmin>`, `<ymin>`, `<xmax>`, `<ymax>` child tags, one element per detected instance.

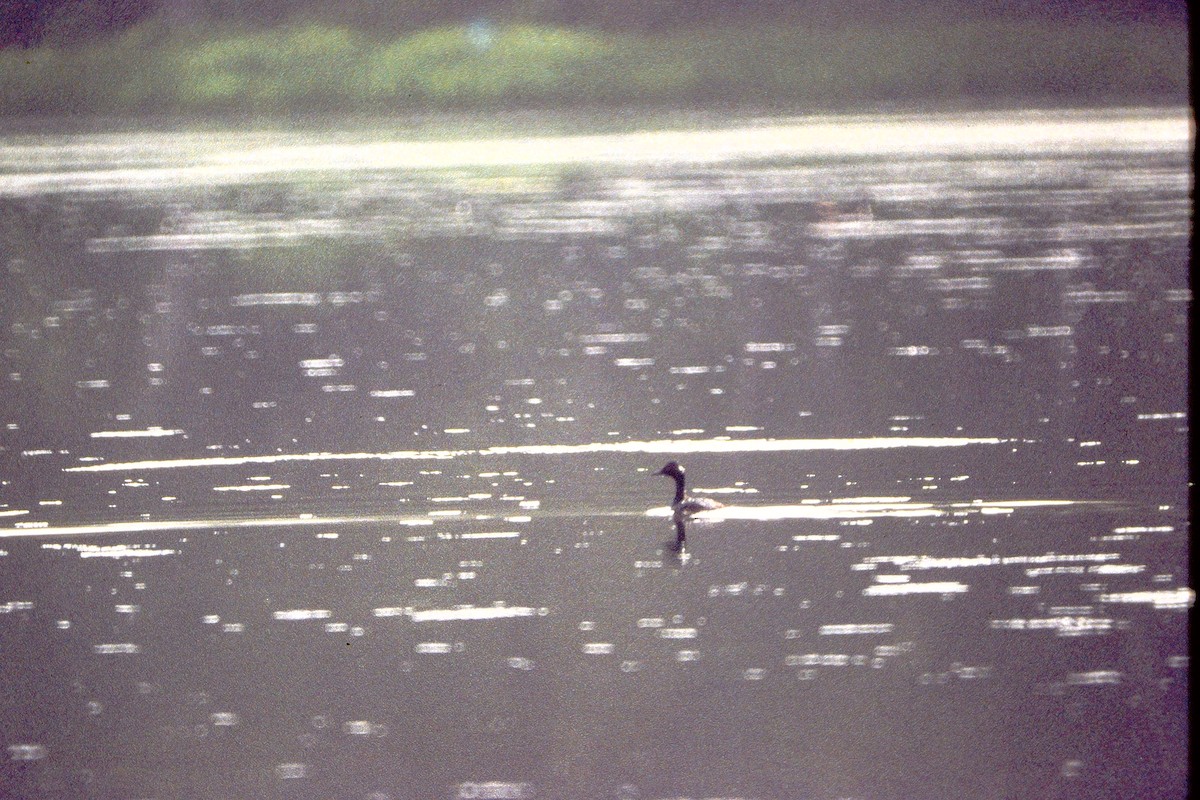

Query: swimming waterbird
<box><xmin>656</xmin><ymin>461</ymin><xmax>725</xmax><ymax>516</ymax></box>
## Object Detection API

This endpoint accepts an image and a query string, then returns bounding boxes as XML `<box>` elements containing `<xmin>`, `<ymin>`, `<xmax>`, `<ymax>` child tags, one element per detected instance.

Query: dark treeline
<box><xmin>1</xmin><ymin>0</ymin><xmax>1188</xmax><ymax>48</ymax></box>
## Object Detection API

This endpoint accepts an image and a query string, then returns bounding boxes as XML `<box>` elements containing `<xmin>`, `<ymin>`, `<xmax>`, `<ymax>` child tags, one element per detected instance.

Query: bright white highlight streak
<box><xmin>2</xmin><ymin>110</ymin><xmax>1188</xmax><ymax>196</ymax></box>
<box><xmin>863</xmin><ymin>582</ymin><xmax>969</xmax><ymax>596</ymax></box>
<box><xmin>658</xmin><ymin>628</ymin><xmax>699</xmax><ymax>639</ymax></box>
<box><xmin>3</xmin><ymin>495</ymin><xmax>1087</xmax><ymax>547</ymax></box>
<box><xmin>93</xmin><ymin>643</ymin><xmax>141</xmax><ymax>654</ymax></box>
<box><xmin>212</xmin><ymin>484</ymin><xmax>291</xmax><ymax>492</ymax></box>
<box><xmin>272</xmin><ymin>609</ymin><xmax>332</xmax><ymax>621</ymax></box>
<box><xmin>63</xmin><ymin>450</ymin><xmax>469</xmax><ymax>472</ymax></box>
<box><xmin>62</xmin><ymin>436</ymin><xmax>1004</xmax><ymax>473</ymax></box>
<box><xmin>1097</xmin><ymin>588</ymin><xmax>1194</xmax><ymax>610</ymax></box>
<box><xmin>90</xmin><ymin>427</ymin><xmax>183</xmax><ymax>438</ymax></box>
<box><xmin>409</xmin><ymin>606</ymin><xmax>536</xmax><ymax>623</ymax></box>
<box><xmin>949</xmin><ymin>499</ymin><xmax>1079</xmax><ymax>509</ymax></box>
<box><xmin>820</xmin><ymin>624</ymin><xmax>896</xmax><ymax>635</ymax></box>
<box><xmin>481</xmin><ymin>436</ymin><xmax>1004</xmax><ymax>457</ymax></box>
<box><xmin>39</xmin><ymin>542</ymin><xmax>176</xmax><ymax>558</ymax></box>
<box><xmin>0</xmin><ymin>514</ymin><xmax>396</xmax><ymax>539</ymax></box>
<box><xmin>80</xmin><ymin>546</ymin><xmax>176</xmax><ymax>559</ymax></box>
<box><xmin>646</xmin><ymin>499</ymin><xmax>944</xmax><ymax>520</ymax></box>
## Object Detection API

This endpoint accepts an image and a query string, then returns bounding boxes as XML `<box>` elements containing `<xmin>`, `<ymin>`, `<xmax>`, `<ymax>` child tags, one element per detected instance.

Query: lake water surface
<box><xmin>0</xmin><ymin>108</ymin><xmax>1192</xmax><ymax>799</ymax></box>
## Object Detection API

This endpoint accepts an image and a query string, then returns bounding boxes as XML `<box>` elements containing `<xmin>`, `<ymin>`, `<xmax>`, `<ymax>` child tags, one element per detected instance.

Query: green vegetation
<box><xmin>0</xmin><ymin>16</ymin><xmax>1188</xmax><ymax>118</ymax></box>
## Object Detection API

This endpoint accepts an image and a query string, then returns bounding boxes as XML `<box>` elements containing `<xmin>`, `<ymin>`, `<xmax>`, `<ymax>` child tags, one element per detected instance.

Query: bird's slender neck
<box><xmin>670</xmin><ymin>471</ymin><xmax>686</xmax><ymax>505</ymax></box>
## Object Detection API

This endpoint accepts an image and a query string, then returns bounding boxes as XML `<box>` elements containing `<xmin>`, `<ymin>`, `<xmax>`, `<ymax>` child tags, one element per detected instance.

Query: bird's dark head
<box><xmin>656</xmin><ymin>461</ymin><xmax>684</xmax><ymax>478</ymax></box>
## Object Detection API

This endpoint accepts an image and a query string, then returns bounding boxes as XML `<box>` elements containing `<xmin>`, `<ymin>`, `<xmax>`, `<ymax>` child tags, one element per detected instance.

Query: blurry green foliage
<box><xmin>362</xmin><ymin>25</ymin><xmax>613</xmax><ymax>105</ymax></box>
<box><xmin>0</xmin><ymin>17</ymin><xmax>1188</xmax><ymax>116</ymax></box>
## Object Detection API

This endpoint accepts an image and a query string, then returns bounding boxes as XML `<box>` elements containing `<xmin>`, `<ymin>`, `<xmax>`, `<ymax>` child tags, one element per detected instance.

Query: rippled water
<box><xmin>0</xmin><ymin>109</ymin><xmax>1192</xmax><ymax>799</ymax></box>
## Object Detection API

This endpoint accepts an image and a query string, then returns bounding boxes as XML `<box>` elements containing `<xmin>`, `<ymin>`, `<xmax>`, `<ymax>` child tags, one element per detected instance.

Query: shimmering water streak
<box><xmin>867</xmin><ymin>551</ymin><xmax>1124</xmax><ymax>570</ymax></box>
<box><xmin>1098</xmin><ymin>588</ymin><xmax>1194</xmax><ymax>610</ymax></box>
<box><xmin>0</xmin><ymin>498</ymin><xmax>1085</xmax><ymax>540</ymax></box>
<box><xmin>646</xmin><ymin>497</ymin><xmax>1086</xmax><ymax>520</ymax></box>
<box><xmin>212</xmin><ymin>484</ymin><xmax>292</xmax><ymax>492</ymax></box>
<box><xmin>272</xmin><ymin>609</ymin><xmax>331</xmax><ymax>621</ymax></box>
<box><xmin>61</xmin><ymin>436</ymin><xmax>1005</xmax><ymax>473</ymax></box>
<box><xmin>408</xmin><ymin>606</ymin><xmax>537</xmax><ymax>623</ymax></box>
<box><xmin>820</xmin><ymin>624</ymin><xmax>895</xmax><ymax>635</ymax></box>
<box><xmin>89</xmin><ymin>427</ymin><xmax>183</xmax><ymax>438</ymax></box>
<box><xmin>6</xmin><ymin>744</ymin><xmax>47</xmax><ymax>761</ymax></box>
<box><xmin>0</xmin><ymin>109</ymin><xmax>1189</xmax><ymax>195</ymax></box>
<box><xmin>40</xmin><ymin>542</ymin><xmax>178</xmax><ymax>558</ymax></box>
<box><xmin>0</xmin><ymin>514</ymin><xmax>396</xmax><ymax>538</ymax></box>
<box><xmin>62</xmin><ymin>449</ymin><xmax>466</xmax><ymax>472</ymax></box>
<box><xmin>863</xmin><ymin>581</ymin><xmax>969</xmax><ymax>596</ymax></box>
<box><xmin>482</xmin><ymin>437</ymin><xmax>1005</xmax><ymax>456</ymax></box>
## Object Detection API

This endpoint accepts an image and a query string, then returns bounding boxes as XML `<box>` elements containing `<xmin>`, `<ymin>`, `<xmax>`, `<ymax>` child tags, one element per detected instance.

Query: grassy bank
<box><xmin>0</xmin><ymin>17</ymin><xmax>1188</xmax><ymax>117</ymax></box>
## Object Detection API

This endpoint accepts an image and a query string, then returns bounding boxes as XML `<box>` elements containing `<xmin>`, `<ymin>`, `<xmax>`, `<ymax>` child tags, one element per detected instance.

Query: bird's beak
<box><xmin>655</xmin><ymin>467</ymin><xmax>667</xmax><ymax>475</ymax></box>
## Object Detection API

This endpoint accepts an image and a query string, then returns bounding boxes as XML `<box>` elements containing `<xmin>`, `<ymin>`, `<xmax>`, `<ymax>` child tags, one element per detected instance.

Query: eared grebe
<box><xmin>656</xmin><ymin>461</ymin><xmax>725</xmax><ymax>516</ymax></box>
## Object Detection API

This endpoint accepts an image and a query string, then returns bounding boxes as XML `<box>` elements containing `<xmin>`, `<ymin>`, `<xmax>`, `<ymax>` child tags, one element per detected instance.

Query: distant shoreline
<box><xmin>0</xmin><ymin>20</ymin><xmax>1188</xmax><ymax>121</ymax></box>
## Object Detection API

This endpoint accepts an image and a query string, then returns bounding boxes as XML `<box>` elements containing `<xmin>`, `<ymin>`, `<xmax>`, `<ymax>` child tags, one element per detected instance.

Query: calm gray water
<box><xmin>0</xmin><ymin>109</ymin><xmax>1192</xmax><ymax>799</ymax></box>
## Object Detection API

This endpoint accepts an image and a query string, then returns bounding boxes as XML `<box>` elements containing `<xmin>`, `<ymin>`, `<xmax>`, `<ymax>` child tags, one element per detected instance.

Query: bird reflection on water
<box><xmin>668</xmin><ymin>513</ymin><xmax>689</xmax><ymax>559</ymax></box>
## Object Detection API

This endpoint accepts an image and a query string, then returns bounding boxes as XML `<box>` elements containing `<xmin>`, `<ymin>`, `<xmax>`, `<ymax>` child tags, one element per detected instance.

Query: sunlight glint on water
<box><xmin>0</xmin><ymin>108</ymin><xmax>1190</xmax><ymax>800</ymax></box>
